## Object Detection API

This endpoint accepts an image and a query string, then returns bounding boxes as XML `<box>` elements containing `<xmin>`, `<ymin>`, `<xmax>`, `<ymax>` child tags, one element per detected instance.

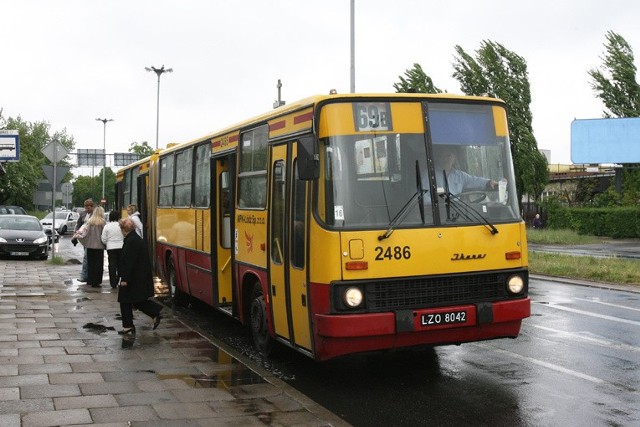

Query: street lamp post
<box><xmin>95</xmin><ymin>118</ymin><xmax>113</xmax><ymax>207</ymax></box>
<box><xmin>145</xmin><ymin>65</ymin><xmax>173</xmax><ymax>149</ymax></box>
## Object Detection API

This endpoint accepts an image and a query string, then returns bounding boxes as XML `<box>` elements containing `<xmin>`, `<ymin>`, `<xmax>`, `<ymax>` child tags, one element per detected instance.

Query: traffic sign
<box><xmin>42</xmin><ymin>140</ymin><xmax>69</xmax><ymax>163</ymax></box>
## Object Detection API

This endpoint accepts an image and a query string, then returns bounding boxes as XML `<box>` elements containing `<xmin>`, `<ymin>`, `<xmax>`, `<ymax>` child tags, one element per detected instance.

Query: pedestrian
<box><xmin>117</xmin><ymin>217</ymin><xmax>162</xmax><ymax>335</ymax></box>
<box><xmin>72</xmin><ymin>199</ymin><xmax>94</xmax><ymax>282</ymax></box>
<box><xmin>101</xmin><ymin>210</ymin><xmax>124</xmax><ymax>288</ymax></box>
<box><xmin>533</xmin><ymin>213</ymin><xmax>543</xmax><ymax>229</ymax></box>
<box><xmin>126</xmin><ymin>204</ymin><xmax>144</xmax><ymax>238</ymax></box>
<box><xmin>81</xmin><ymin>206</ymin><xmax>106</xmax><ymax>288</ymax></box>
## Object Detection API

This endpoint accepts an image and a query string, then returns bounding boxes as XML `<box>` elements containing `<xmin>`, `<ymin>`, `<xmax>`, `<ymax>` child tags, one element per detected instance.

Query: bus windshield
<box><xmin>317</xmin><ymin>102</ymin><xmax>521</xmax><ymax>229</ymax></box>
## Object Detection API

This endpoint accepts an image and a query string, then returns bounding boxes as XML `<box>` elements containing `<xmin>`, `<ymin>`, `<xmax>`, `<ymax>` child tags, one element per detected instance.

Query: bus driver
<box><xmin>431</xmin><ymin>147</ymin><xmax>498</xmax><ymax>195</ymax></box>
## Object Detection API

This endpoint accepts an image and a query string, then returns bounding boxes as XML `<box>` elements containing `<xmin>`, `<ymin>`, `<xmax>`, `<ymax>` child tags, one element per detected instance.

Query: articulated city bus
<box><xmin>116</xmin><ymin>93</ymin><xmax>530</xmax><ymax>361</ymax></box>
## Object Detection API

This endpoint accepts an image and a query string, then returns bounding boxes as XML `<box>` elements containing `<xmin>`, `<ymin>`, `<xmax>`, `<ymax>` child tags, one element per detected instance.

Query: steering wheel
<box><xmin>457</xmin><ymin>190</ymin><xmax>489</xmax><ymax>204</ymax></box>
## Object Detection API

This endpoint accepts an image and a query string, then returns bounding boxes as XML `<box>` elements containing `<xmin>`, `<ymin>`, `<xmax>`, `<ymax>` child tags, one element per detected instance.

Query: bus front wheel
<box><xmin>250</xmin><ymin>283</ymin><xmax>275</xmax><ymax>356</ymax></box>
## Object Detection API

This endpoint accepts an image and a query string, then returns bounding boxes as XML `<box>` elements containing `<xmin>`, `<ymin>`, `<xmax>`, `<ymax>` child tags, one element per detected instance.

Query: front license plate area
<box><xmin>420</xmin><ymin>310</ymin><xmax>467</xmax><ymax>327</ymax></box>
<box><xmin>10</xmin><ymin>252</ymin><xmax>29</xmax><ymax>256</ymax></box>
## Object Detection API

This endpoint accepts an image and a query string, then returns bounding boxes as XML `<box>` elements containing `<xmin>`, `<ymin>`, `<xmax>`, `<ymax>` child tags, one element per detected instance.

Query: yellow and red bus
<box><xmin>116</xmin><ymin>93</ymin><xmax>530</xmax><ymax>361</ymax></box>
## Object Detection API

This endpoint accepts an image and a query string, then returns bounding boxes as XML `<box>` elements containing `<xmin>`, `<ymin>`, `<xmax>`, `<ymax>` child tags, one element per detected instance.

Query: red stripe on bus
<box><xmin>294</xmin><ymin>111</ymin><xmax>313</xmax><ymax>124</ymax></box>
<box><xmin>270</xmin><ymin>121</ymin><xmax>286</xmax><ymax>131</ymax></box>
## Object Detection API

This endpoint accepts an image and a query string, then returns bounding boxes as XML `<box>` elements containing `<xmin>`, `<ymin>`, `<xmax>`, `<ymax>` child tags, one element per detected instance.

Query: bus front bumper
<box><xmin>313</xmin><ymin>297</ymin><xmax>530</xmax><ymax>360</ymax></box>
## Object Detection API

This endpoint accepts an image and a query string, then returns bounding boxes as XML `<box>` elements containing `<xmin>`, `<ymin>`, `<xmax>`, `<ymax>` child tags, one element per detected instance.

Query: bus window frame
<box><xmin>158</xmin><ymin>154</ymin><xmax>175</xmax><ymax>207</ymax></box>
<box><xmin>174</xmin><ymin>147</ymin><xmax>194</xmax><ymax>207</ymax></box>
<box><xmin>238</xmin><ymin>125</ymin><xmax>269</xmax><ymax>210</ymax></box>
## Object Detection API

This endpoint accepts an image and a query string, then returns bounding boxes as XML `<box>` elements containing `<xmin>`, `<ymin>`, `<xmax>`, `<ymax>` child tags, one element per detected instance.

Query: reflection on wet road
<box><xmin>176</xmin><ymin>277</ymin><xmax>639</xmax><ymax>426</ymax></box>
<box><xmin>274</xmin><ymin>279</ymin><xmax>639</xmax><ymax>426</ymax></box>
<box><xmin>54</xmin><ymin>232</ymin><xmax>639</xmax><ymax>425</ymax></box>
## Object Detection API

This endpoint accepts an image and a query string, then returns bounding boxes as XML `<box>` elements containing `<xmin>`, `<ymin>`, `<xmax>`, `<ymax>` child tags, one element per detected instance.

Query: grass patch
<box><xmin>529</xmin><ymin>250</ymin><xmax>640</xmax><ymax>285</ymax></box>
<box><xmin>527</xmin><ymin>228</ymin><xmax>604</xmax><ymax>245</ymax></box>
<box><xmin>49</xmin><ymin>255</ymin><xmax>65</xmax><ymax>265</ymax></box>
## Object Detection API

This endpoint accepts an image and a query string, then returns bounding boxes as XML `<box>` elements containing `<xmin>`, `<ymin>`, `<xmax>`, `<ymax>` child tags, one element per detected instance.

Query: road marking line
<box><xmin>574</xmin><ymin>297</ymin><xmax>640</xmax><ymax>312</ymax></box>
<box><xmin>533</xmin><ymin>302</ymin><xmax>640</xmax><ymax>326</ymax></box>
<box><xmin>477</xmin><ymin>343</ymin><xmax>604</xmax><ymax>384</ymax></box>
<box><xmin>527</xmin><ymin>324</ymin><xmax>640</xmax><ymax>352</ymax></box>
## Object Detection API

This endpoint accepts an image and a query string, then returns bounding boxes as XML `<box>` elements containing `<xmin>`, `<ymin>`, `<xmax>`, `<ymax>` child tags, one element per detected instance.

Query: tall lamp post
<box><xmin>95</xmin><ymin>118</ymin><xmax>113</xmax><ymax>207</ymax></box>
<box><xmin>145</xmin><ymin>65</ymin><xmax>173</xmax><ymax>149</ymax></box>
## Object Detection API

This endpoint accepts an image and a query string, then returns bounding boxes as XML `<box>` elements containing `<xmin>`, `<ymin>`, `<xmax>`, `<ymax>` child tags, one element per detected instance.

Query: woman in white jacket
<box><xmin>101</xmin><ymin>210</ymin><xmax>124</xmax><ymax>288</ymax></box>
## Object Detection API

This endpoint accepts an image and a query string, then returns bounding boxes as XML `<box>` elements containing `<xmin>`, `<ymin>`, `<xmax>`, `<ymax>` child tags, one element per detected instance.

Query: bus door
<box><xmin>137</xmin><ymin>172</ymin><xmax>153</xmax><ymax>262</ymax></box>
<box><xmin>214</xmin><ymin>154</ymin><xmax>234</xmax><ymax>312</ymax></box>
<box><xmin>269</xmin><ymin>142</ymin><xmax>311</xmax><ymax>351</ymax></box>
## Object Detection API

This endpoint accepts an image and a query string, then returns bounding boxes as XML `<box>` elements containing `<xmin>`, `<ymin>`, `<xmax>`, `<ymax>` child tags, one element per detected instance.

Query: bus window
<box><xmin>159</xmin><ymin>155</ymin><xmax>175</xmax><ymax>207</ymax></box>
<box><xmin>174</xmin><ymin>148</ymin><xmax>193</xmax><ymax>207</ymax></box>
<box><xmin>194</xmin><ymin>144</ymin><xmax>210</xmax><ymax>207</ymax></box>
<box><xmin>320</xmin><ymin>133</ymin><xmax>428</xmax><ymax>228</ymax></box>
<box><xmin>131</xmin><ymin>167</ymin><xmax>139</xmax><ymax>207</ymax></box>
<box><xmin>270</xmin><ymin>161</ymin><xmax>285</xmax><ymax>264</ymax></box>
<box><xmin>291</xmin><ymin>161</ymin><xmax>305</xmax><ymax>268</ymax></box>
<box><xmin>238</xmin><ymin>126</ymin><xmax>268</xmax><ymax>209</ymax></box>
<box><xmin>123</xmin><ymin>169</ymin><xmax>131</xmax><ymax>206</ymax></box>
<box><xmin>219</xmin><ymin>171</ymin><xmax>232</xmax><ymax>249</ymax></box>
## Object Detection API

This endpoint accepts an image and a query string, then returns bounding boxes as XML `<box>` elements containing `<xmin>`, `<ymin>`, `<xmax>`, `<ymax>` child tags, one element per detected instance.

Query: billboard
<box><xmin>77</xmin><ymin>148</ymin><xmax>106</xmax><ymax>166</ymax></box>
<box><xmin>114</xmin><ymin>152</ymin><xmax>141</xmax><ymax>166</ymax></box>
<box><xmin>571</xmin><ymin>118</ymin><xmax>640</xmax><ymax>164</ymax></box>
<box><xmin>0</xmin><ymin>130</ymin><xmax>19</xmax><ymax>162</ymax></box>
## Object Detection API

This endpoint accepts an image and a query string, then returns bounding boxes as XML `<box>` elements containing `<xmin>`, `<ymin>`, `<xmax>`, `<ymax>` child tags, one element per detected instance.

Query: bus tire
<box><xmin>250</xmin><ymin>283</ymin><xmax>275</xmax><ymax>356</ymax></box>
<box><xmin>167</xmin><ymin>258</ymin><xmax>187</xmax><ymax>307</ymax></box>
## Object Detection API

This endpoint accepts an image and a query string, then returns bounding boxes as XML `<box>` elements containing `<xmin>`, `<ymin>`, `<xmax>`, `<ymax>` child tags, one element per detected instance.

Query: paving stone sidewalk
<box><xmin>0</xmin><ymin>259</ymin><xmax>348</xmax><ymax>427</ymax></box>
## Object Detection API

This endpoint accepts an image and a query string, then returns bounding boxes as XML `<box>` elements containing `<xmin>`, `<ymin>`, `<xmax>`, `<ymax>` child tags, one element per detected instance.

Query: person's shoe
<box><xmin>153</xmin><ymin>314</ymin><xmax>162</xmax><ymax>330</ymax></box>
<box><xmin>90</xmin><ymin>284</ymin><xmax>101</xmax><ymax>288</ymax></box>
<box><xmin>118</xmin><ymin>327</ymin><xmax>136</xmax><ymax>335</ymax></box>
<box><xmin>77</xmin><ymin>278</ymin><xmax>87</xmax><ymax>283</ymax></box>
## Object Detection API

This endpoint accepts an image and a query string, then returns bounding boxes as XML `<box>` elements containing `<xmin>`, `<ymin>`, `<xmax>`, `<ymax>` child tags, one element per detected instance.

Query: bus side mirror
<box><xmin>297</xmin><ymin>136</ymin><xmax>319</xmax><ymax>180</ymax></box>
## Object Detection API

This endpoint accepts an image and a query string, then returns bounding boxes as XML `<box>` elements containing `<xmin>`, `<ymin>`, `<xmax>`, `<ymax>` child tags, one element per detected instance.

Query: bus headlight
<box><xmin>343</xmin><ymin>286</ymin><xmax>363</xmax><ymax>308</ymax></box>
<box><xmin>507</xmin><ymin>275</ymin><xmax>524</xmax><ymax>294</ymax></box>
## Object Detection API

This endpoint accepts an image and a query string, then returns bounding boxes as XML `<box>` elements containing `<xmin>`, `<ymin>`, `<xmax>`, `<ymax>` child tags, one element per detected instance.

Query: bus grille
<box><xmin>362</xmin><ymin>272</ymin><xmax>517</xmax><ymax>312</ymax></box>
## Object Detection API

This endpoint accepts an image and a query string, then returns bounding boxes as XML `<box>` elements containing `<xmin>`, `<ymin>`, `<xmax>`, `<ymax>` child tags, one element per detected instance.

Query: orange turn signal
<box><xmin>345</xmin><ymin>261</ymin><xmax>368</xmax><ymax>270</ymax></box>
<box><xmin>505</xmin><ymin>251</ymin><xmax>521</xmax><ymax>260</ymax></box>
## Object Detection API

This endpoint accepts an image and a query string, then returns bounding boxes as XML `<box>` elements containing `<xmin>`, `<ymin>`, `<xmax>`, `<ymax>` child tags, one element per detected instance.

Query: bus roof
<box><xmin>121</xmin><ymin>92</ymin><xmax>504</xmax><ymax>165</ymax></box>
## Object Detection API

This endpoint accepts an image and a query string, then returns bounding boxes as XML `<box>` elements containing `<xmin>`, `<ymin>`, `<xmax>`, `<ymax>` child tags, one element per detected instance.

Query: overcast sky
<box><xmin>2</xmin><ymin>0</ymin><xmax>639</xmax><ymax>171</ymax></box>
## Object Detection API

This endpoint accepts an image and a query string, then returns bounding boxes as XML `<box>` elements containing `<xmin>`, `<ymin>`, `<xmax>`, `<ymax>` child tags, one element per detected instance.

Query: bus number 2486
<box><xmin>374</xmin><ymin>246</ymin><xmax>411</xmax><ymax>260</ymax></box>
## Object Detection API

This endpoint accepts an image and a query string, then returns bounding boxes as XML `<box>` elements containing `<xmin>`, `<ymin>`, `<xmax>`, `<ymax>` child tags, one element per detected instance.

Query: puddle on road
<box><xmin>82</xmin><ymin>322</ymin><xmax>116</xmax><ymax>334</ymax></box>
<box><xmin>160</xmin><ymin>333</ymin><xmax>267</xmax><ymax>389</ymax></box>
<box><xmin>157</xmin><ymin>363</ymin><xmax>266</xmax><ymax>389</ymax></box>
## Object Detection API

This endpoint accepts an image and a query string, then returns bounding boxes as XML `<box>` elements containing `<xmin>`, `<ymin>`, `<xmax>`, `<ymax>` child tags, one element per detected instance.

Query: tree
<box><xmin>588</xmin><ymin>31</ymin><xmax>640</xmax><ymax>118</ymax></box>
<box><xmin>393</xmin><ymin>63</ymin><xmax>443</xmax><ymax>94</ymax></box>
<box><xmin>72</xmin><ymin>168</ymin><xmax>116</xmax><ymax>210</ymax></box>
<box><xmin>129</xmin><ymin>141</ymin><xmax>155</xmax><ymax>157</ymax></box>
<box><xmin>0</xmin><ymin>113</ymin><xmax>75</xmax><ymax>208</ymax></box>
<box><xmin>588</xmin><ymin>31</ymin><xmax>640</xmax><ymax>206</ymax></box>
<box><xmin>72</xmin><ymin>175</ymin><xmax>100</xmax><ymax>208</ymax></box>
<box><xmin>452</xmin><ymin>40</ymin><xmax>548</xmax><ymax>207</ymax></box>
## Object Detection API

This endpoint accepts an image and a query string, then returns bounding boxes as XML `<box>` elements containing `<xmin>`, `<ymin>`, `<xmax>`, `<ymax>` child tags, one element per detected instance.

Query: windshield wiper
<box><xmin>378</xmin><ymin>161</ymin><xmax>427</xmax><ymax>241</ymax></box>
<box><xmin>438</xmin><ymin>192</ymin><xmax>499</xmax><ymax>235</ymax></box>
<box><xmin>378</xmin><ymin>190</ymin><xmax>425</xmax><ymax>241</ymax></box>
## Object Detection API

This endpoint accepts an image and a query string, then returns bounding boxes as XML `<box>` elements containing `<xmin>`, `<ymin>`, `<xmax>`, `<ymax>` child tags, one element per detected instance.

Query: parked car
<box><xmin>40</xmin><ymin>211</ymin><xmax>79</xmax><ymax>235</ymax></box>
<box><xmin>0</xmin><ymin>205</ymin><xmax>27</xmax><ymax>215</ymax></box>
<box><xmin>0</xmin><ymin>214</ymin><xmax>50</xmax><ymax>260</ymax></box>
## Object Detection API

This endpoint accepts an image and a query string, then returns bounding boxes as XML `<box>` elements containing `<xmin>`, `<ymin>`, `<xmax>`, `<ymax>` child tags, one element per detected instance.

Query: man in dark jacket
<box><xmin>116</xmin><ymin>217</ymin><xmax>162</xmax><ymax>334</ymax></box>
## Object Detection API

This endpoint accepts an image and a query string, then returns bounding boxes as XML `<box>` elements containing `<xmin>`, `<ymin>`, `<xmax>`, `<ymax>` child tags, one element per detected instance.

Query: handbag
<box><xmin>73</xmin><ymin>224</ymin><xmax>89</xmax><ymax>244</ymax></box>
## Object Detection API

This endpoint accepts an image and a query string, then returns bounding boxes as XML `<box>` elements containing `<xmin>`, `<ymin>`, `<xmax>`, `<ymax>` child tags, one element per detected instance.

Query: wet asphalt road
<box><xmin>264</xmin><ymin>278</ymin><xmax>640</xmax><ymax>426</ymax></box>
<box><xmin>170</xmin><ymin>276</ymin><xmax>640</xmax><ymax>426</ymax></box>
<box><xmin>56</xmin><ymin>235</ymin><xmax>640</xmax><ymax>426</ymax></box>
